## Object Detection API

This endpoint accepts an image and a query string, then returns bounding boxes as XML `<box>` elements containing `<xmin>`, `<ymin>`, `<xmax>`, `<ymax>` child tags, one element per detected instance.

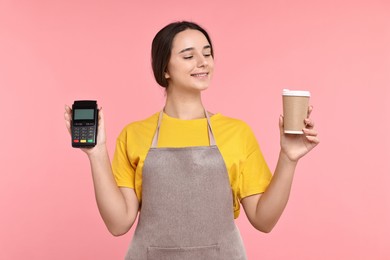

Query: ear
<box><xmin>164</xmin><ymin>71</ymin><xmax>170</xmax><ymax>79</ymax></box>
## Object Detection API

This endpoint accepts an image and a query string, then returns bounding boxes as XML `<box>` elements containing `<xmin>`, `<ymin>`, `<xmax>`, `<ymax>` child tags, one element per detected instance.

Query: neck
<box><xmin>164</xmin><ymin>88</ymin><xmax>205</xmax><ymax>120</ymax></box>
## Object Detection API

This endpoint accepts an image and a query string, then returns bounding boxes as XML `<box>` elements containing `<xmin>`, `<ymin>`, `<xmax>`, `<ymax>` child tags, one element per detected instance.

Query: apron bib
<box><xmin>125</xmin><ymin>111</ymin><xmax>247</xmax><ymax>260</ymax></box>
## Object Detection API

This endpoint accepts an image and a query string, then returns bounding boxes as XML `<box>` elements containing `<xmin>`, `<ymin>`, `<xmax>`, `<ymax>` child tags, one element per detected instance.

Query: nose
<box><xmin>196</xmin><ymin>53</ymin><xmax>208</xmax><ymax>67</ymax></box>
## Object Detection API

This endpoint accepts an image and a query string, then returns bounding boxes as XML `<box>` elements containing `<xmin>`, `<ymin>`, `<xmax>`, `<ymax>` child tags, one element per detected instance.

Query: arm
<box><xmin>65</xmin><ymin>106</ymin><xmax>139</xmax><ymax>236</ymax></box>
<box><xmin>241</xmin><ymin>106</ymin><xmax>320</xmax><ymax>233</ymax></box>
<box><xmin>88</xmin><ymin>147</ymin><xmax>139</xmax><ymax>236</ymax></box>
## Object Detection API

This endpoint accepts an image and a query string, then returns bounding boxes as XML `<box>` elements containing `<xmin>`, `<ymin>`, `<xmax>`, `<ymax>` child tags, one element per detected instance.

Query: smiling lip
<box><xmin>191</xmin><ymin>72</ymin><xmax>209</xmax><ymax>77</ymax></box>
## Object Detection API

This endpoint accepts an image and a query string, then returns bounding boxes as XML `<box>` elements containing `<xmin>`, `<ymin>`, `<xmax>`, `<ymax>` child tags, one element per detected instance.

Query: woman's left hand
<box><xmin>279</xmin><ymin>105</ymin><xmax>320</xmax><ymax>162</ymax></box>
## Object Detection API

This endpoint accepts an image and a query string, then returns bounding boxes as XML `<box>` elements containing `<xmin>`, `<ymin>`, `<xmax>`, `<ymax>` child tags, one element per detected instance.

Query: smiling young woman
<box><xmin>165</xmin><ymin>29</ymin><xmax>214</xmax><ymax>91</ymax></box>
<box><xmin>64</xmin><ymin>21</ymin><xmax>319</xmax><ymax>259</ymax></box>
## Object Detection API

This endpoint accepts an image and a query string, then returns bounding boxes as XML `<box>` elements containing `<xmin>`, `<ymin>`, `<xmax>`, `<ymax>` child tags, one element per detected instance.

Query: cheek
<box><xmin>208</xmin><ymin>61</ymin><xmax>215</xmax><ymax>73</ymax></box>
<box><xmin>208</xmin><ymin>58</ymin><xmax>215</xmax><ymax>68</ymax></box>
<box><xmin>167</xmin><ymin>59</ymin><xmax>188</xmax><ymax>74</ymax></box>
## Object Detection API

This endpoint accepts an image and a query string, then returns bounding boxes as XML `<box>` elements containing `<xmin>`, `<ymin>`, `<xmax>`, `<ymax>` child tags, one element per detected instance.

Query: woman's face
<box><xmin>165</xmin><ymin>29</ymin><xmax>214</xmax><ymax>93</ymax></box>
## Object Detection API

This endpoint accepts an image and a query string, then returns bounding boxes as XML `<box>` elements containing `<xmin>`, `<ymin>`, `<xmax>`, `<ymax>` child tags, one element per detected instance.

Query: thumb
<box><xmin>279</xmin><ymin>115</ymin><xmax>284</xmax><ymax>136</ymax></box>
<box><xmin>98</xmin><ymin>107</ymin><xmax>104</xmax><ymax>126</ymax></box>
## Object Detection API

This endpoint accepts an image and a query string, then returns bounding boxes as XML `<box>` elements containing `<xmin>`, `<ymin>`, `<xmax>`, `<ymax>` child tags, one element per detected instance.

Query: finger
<box><xmin>307</xmin><ymin>105</ymin><xmax>313</xmax><ymax>117</ymax></box>
<box><xmin>98</xmin><ymin>107</ymin><xmax>104</xmax><ymax>127</ymax></box>
<box><xmin>64</xmin><ymin>110</ymin><xmax>72</xmax><ymax>120</ymax></box>
<box><xmin>305</xmin><ymin>135</ymin><xmax>320</xmax><ymax>144</ymax></box>
<box><xmin>65</xmin><ymin>105</ymin><xmax>72</xmax><ymax>113</ymax></box>
<box><xmin>64</xmin><ymin>105</ymin><xmax>72</xmax><ymax>134</ymax></box>
<box><xmin>279</xmin><ymin>115</ymin><xmax>284</xmax><ymax>135</ymax></box>
<box><xmin>303</xmin><ymin>127</ymin><xmax>318</xmax><ymax>136</ymax></box>
<box><xmin>65</xmin><ymin>119</ymin><xmax>71</xmax><ymax>134</ymax></box>
<box><xmin>64</xmin><ymin>105</ymin><xmax>72</xmax><ymax>120</ymax></box>
<box><xmin>64</xmin><ymin>113</ymin><xmax>71</xmax><ymax>134</ymax></box>
<box><xmin>304</xmin><ymin>118</ymin><xmax>315</xmax><ymax>128</ymax></box>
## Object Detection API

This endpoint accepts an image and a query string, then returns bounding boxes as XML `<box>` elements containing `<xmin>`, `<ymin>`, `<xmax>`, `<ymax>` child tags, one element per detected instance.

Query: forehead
<box><xmin>171</xmin><ymin>29</ymin><xmax>210</xmax><ymax>52</ymax></box>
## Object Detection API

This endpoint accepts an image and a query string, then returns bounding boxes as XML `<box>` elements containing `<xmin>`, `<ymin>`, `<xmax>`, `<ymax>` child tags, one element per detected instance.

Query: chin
<box><xmin>193</xmin><ymin>80</ymin><xmax>212</xmax><ymax>90</ymax></box>
<box><xmin>194</xmin><ymin>84</ymin><xmax>210</xmax><ymax>92</ymax></box>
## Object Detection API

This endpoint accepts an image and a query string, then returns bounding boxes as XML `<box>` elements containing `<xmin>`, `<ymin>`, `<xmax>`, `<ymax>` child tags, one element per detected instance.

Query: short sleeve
<box><xmin>238</xmin><ymin>126</ymin><xmax>272</xmax><ymax>200</ymax></box>
<box><xmin>112</xmin><ymin>131</ymin><xmax>135</xmax><ymax>188</ymax></box>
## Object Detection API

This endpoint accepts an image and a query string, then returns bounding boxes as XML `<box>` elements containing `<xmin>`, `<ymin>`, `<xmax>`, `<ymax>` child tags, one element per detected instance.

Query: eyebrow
<box><xmin>178</xmin><ymin>45</ymin><xmax>211</xmax><ymax>54</ymax></box>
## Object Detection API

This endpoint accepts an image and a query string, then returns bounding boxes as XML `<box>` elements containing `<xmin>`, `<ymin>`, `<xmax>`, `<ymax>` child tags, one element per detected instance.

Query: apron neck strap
<box><xmin>151</xmin><ymin>109</ymin><xmax>216</xmax><ymax>148</ymax></box>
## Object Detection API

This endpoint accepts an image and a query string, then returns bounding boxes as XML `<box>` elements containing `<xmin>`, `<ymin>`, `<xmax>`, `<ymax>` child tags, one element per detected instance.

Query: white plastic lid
<box><xmin>282</xmin><ymin>89</ymin><xmax>311</xmax><ymax>97</ymax></box>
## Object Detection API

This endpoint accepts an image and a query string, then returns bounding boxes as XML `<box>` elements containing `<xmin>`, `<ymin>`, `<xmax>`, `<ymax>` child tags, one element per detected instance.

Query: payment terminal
<box><xmin>71</xmin><ymin>100</ymin><xmax>98</xmax><ymax>148</ymax></box>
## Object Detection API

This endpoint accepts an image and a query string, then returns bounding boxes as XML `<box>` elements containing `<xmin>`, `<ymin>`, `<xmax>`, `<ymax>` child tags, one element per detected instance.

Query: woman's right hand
<box><xmin>65</xmin><ymin>105</ymin><xmax>139</xmax><ymax>235</ymax></box>
<box><xmin>64</xmin><ymin>105</ymin><xmax>107</xmax><ymax>156</ymax></box>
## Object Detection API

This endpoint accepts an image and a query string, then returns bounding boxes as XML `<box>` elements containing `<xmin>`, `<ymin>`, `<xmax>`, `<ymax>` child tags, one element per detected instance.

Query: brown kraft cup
<box><xmin>282</xmin><ymin>89</ymin><xmax>311</xmax><ymax>134</ymax></box>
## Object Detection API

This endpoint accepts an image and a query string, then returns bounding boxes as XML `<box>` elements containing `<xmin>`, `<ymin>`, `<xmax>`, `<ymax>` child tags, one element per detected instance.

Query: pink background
<box><xmin>1</xmin><ymin>0</ymin><xmax>389</xmax><ymax>259</ymax></box>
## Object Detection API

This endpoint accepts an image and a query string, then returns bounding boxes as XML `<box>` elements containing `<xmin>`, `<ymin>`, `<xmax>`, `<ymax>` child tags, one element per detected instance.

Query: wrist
<box><xmin>86</xmin><ymin>144</ymin><xmax>108</xmax><ymax>160</ymax></box>
<box><xmin>279</xmin><ymin>150</ymin><xmax>299</xmax><ymax>166</ymax></box>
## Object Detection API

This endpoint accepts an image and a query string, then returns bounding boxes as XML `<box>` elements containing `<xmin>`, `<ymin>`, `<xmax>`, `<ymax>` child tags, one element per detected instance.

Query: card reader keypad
<box><xmin>73</xmin><ymin>124</ymin><xmax>95</xmax><ymax>144</ymax></box>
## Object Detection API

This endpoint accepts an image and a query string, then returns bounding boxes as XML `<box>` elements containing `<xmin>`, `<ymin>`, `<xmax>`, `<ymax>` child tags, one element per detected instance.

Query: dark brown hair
<box><xmin>151</xmin><ymin>21</ymin><xmax>214</xmax><ymax>88</ymax></box>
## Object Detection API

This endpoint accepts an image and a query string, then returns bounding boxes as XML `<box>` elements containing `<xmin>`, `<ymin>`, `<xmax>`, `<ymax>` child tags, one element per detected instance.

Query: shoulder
<box><xmin>123</xmin><ymin>112</ymin><xmax>159</xmax><ymax>131</ymax></box>
<box><xmin>212</xmin><ymin>113</ymin><xmax>261</xmax><ymax>152</ymax></box>
<box><xmin>211</xmin><ymin>113</ymin><xmax>254</xmax><ymax>134</ymax></box>
<box><xmin>117</xmin><ymin>112</ymin><xmax>159</xmax><ymax>142</ymax></box>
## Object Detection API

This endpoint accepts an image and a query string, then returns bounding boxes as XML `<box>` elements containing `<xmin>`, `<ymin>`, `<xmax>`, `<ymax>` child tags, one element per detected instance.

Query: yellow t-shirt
<box><xmin>112</xmin><ymin>112</ymin><xmax>272</xmax><ymax>218</ymax></box>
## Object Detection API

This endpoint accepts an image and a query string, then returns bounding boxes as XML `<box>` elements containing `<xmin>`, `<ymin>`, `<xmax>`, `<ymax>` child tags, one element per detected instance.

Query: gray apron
<box><xmin>125</xmin><ymin>111</ymin><xmax>247</xmax><ymax>260</ymax></box>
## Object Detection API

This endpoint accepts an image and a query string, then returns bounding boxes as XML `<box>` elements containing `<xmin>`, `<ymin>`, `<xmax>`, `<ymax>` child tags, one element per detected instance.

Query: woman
<box><xmin>64</xmin><ymin>21</ymin><xmax>319</xmax><ymax>259</ymax></box>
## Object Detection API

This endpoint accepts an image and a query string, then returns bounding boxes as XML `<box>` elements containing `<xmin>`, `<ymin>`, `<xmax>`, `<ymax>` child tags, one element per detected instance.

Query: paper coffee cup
<box><xmin>282</xmin><ymin>89</ymin><xmax>311</xmax><ymax>134</ymax></box>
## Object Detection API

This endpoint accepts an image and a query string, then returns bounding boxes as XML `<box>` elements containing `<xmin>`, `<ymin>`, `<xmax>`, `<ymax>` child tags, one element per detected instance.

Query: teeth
<box><xmin>192</xmin><ymin>73</ymin><xmax>208</xmax><ymax>77</ymax></box>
